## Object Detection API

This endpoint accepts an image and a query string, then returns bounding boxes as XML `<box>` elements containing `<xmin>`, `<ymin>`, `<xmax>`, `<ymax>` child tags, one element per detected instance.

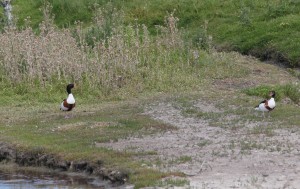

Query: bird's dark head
<box><xmin>269</xmin><ymin>90</ymin><xmax>275</xmax><ymax>98</ymax></box>
<box><xmin>66</xmin><ymin>84</ymin><xmax>74</xmax><ymax>94</ymax></box>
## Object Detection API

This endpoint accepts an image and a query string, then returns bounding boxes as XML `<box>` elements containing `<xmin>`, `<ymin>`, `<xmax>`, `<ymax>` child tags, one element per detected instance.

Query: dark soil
<box><xmin>0</xmin><ymin>142</ymin><xmax>128</xmax><ymax>186</ymax></box>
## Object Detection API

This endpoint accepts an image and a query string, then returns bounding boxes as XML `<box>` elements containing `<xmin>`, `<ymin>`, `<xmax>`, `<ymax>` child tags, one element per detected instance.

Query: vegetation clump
<box><xmin>3</xmin><ymin>0</ymin><xmax>300</xmax><ymax>66</ymax></box>
<box><xmin>0</xmin><ymin>2</ymin><xmax>240</xmax><ymax>103</ymax></box>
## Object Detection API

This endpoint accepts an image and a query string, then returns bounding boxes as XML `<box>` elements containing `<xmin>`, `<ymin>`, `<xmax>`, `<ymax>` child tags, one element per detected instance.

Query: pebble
<box><xmin>262</xmin><ymin>173</ymin><xmax>269</xmax><ymax>177</ymax></box>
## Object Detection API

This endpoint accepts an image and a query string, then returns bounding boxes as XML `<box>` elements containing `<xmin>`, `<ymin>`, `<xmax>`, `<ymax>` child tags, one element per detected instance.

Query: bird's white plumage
<box><xmin>60</xmin><ymin>84</ymin><xmax>75</xmax><ymax>114</ymax></box>
<box><xmin>60</xmin><ymin>102</ymin><xmax>69</xmax><ymax>111</ymax></box>
<box><xmin>66</xmin><ymin>93</ymin><xmax>75</xmax><ymax>104</ymax></box>
<box><xmin>255</xmin><ymin>98</ymin><xmax>275</xmax><ymax>112</ymax></box>
<box><xmin>60</xmin><ymin>93</ymin><xmax>75</xmax><ymax>111</ymax></box>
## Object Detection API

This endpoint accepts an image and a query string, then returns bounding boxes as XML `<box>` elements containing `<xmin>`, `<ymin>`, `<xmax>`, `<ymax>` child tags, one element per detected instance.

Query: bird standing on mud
<box><xmin>254</xmin><ymin>90</ymin><xmax>276</xmax><ymax>117</ymax></box>
<box><xmin>60</xmin><ymin>84</ymin><xmax>76</xmax><ymax>118</ymax></box>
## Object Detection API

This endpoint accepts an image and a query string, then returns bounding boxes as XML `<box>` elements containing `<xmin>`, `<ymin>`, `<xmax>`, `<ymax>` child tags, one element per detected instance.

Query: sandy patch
<box><xmin>56</xmin><ymin>122</ymin><xmax>114</xmax><ymax>131</ymax></box>
<box><xmin>97</xmin><ymin>100</ymin><xmax>300</xmax><ymax>189</ymax></box>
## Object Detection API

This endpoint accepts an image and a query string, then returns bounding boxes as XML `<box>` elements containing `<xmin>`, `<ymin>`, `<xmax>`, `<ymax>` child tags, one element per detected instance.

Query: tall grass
<box><xmin>10</xmin><ymin>0</ymin><xmax>300</xmax><ymax>66</ymax></box>
<box><xmin>0</xmin><ymin>2</ymin><xmax>252</xmax><ymax>104</ymax></box>
<box><xmin>0</xmin><ymin>3</ymin><xmax>206</xmax><ymax>101</ymax></box>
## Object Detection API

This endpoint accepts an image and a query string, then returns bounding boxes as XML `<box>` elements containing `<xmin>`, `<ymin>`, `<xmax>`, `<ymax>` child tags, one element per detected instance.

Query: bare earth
<box><xmin>97</xmin><ymin>55</ymin><xmax>300</xmax><ymax>189</ymax></box>
<box><xmin>98</xmin><ymin>101</ymin><xmax>300</xmax><ymax>189</ymax></box>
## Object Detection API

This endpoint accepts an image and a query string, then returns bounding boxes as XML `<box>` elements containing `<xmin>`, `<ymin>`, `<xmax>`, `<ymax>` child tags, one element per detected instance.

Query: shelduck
<box><xmin>254</xmin><ymin>90</ymin><xmax>276</xmax><ymax>117</ymax></box>
<box><xmin>60</xmin><ymin>84</ymin><xmax>76</xmax><ymax>112</ymax></box>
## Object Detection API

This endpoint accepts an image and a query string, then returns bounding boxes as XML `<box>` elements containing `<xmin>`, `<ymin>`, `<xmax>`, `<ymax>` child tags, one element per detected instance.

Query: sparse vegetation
<box><xmin>247</xmin><ymin>125</ymin><xmax>275</xmax><ymax>137</ymax></box>
<box><xmin>1</xmin><ymin>0</ymin><xmax>300</xmax><ymax>188</ymax></box>
<box><xmin>156</xmin><ymin>177</ymin><xmax>189</xmax><ymax>187</ymax></box>
<box><xmin>168</xmin><ymin>156</ymin><xmax>192</xmax><ymax>165</ymax></box>
<box><xmin>244</xmin><ymin>84</ymin><xmax>300</xmax><ymax>104</ymax></box>
<box><xmin>197</xmin><ymin>138</ymin><xmax>212</xmax><ymax>147</ymax></box>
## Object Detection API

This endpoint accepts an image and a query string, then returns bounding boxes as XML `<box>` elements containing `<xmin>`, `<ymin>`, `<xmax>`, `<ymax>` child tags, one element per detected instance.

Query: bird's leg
<box><xmin>64</xmin><ymin>112</ymin><xmax>74</xmax><ymax>119</ymax></box>
<box><xmin>70</xmin><ymin>112</ymin><xmax>74</xmax><ymax>118</ymax></box>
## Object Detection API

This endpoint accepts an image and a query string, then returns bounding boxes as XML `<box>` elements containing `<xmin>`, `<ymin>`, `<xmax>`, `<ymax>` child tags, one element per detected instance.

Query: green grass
<box><xmin>0</xmin><ymin>4</ymin><xmax>213</xmax><ymax>101</ymax></box>
<box><xmin>13</xmin><ymin>0</ymin><xmax>102</xmax><ymax>28</ymax></box>
<box><xmin>196</xmin><ymin>138</ymin><xmax>212</xmax><ymax>147</ymax></box>
<box><xmin>7</xmin><ymin>0</ymin><xmax>300</xmax><ymax>66</ymax></box>
<box><xmin>0</xmin><ymin>100</ymin><xmax>178</xmax><ymax>187</ymax></box>
<box><xmin>247</xmin><ymin>125</ymin><xmax>275</xmax><ymax>137</ymax></box>
<box><xmin>156</xmin><ymin>177</ymin><xmax>189</xmax><ymax>187</ymax></box>
<box><xmin>120</xmin><ymin>0</ymin><xmax>300</xmax><ymax>65</ymax></box>
<box><xmin>0</xmin><ymin>101</ymin><xmax>169</xmax><ymax>155</ymax></box>
<box><xmin>240</xmin><ymin>140</ymin><xmax>264</xmax><ymax>154</ymax></box>
<box><xmin>168</xmin><ymin>156</ymin><xmax>192</xmax><ymax>165</ymax></box>
<box><xmin>1</xmin><ymin>1</ymin><xmax>300</xmax><ymax>187</ymax></box>
<box><xmin>172</xmin><ymin>82</ymin><xmax>300</xmax><ymax>133</ymax></box>
<box><xmin>244</xmin><ymin>84</ymin><xmax>300</xmax><ymax>104</ymax></box>
<box><xmin>0</xmin><ymin>58</ymin><xmax>299</xmax><ymax>187</ymax></box>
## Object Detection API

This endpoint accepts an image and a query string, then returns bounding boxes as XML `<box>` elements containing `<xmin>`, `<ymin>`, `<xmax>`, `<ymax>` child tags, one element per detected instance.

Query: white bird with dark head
<box><xmin>255</xmin><ymin>90</ymin><xmax>276</xmax><ymax>117</ymax></box>
<box><xmin>60</xmin><ymin>84</ymin><xmax>76</xmax><ymax>114</ymax></box>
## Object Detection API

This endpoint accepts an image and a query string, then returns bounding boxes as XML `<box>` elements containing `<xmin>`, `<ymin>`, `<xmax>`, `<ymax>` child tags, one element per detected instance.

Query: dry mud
<box><xmin>98</xmin><ymin>101</ymin><xmax>300</xmax><ymax>189</ymax></box>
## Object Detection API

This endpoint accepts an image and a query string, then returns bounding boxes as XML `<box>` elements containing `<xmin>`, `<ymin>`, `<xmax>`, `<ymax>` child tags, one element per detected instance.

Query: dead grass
<box><xmin>91</xmin><ymin>53</ymin><xmax>300</xmax><ymax>187</ymax></box>
<box><xmin>0</xmin><ymin>50</ymin><xmax>299</xmax><ymax>188</ymax></box>
<box><xmin>0</xmin><ymin>5</ymin><xmax>300</xmax><ymax>187</ymax></box>
<box><xmin>0</xmin><ymin>4</ymin><xmax>259</xmax><ymax>104</ymax></box>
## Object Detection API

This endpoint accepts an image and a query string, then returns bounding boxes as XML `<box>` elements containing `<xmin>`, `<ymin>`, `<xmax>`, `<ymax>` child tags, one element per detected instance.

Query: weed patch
<box><xmin>244</xmin><ymin>84</ymin><xmax>300</xmax><ymax>104</ymax></box>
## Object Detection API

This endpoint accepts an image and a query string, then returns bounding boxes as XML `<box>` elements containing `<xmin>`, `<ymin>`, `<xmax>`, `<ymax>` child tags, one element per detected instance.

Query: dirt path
<box><xmin>96</xmin><ymin>54</ymin><xmax>300</xmax><ymax>188</ymax></box>
<box><xmin>97</xmin><ymin>98</ymin><xmax>300</xmax><ymax>188</ymax></box>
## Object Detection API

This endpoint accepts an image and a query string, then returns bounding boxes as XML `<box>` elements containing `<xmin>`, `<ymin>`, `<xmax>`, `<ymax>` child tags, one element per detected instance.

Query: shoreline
<box><xmin>0</xmin><ymin>142</ymin><xmax>128</xmax><ymax>187</ymax></box>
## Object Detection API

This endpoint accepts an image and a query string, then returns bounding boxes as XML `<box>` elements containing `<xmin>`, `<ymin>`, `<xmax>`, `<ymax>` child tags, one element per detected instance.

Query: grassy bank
<box><xmin>0</xmin><ymin>3</ymin><xmax>249</xmax><ymax>187</ymax></box>
<box><xmin>5</xmin><ymin>0</ymin><xmax>300</xmax><ymax>66</ymax></box>
<box><xmin>1</xmin><ymin>54</ymin><xmax>300</xmax><ymax>187</ymax></box>
<box><xmin>0</xmin><ymin>2</ymin><xmax>247</xmax><ymax>103</ymax></box>
<box><xmin>1</xmin><ymin>1</ymin><xmax>300</xmax><ymax>188</ymax></box>
<box><xmin>0</xmin><ymin>98</ymin><xmax>178</xmax><ymax>188</ymax></box>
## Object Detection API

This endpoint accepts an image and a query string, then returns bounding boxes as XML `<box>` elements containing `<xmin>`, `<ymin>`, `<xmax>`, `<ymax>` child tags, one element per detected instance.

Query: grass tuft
<box><xmin>243</xmin><ymin>84</ymin><xmax>300</xmax><ymax>104</ymax></box>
